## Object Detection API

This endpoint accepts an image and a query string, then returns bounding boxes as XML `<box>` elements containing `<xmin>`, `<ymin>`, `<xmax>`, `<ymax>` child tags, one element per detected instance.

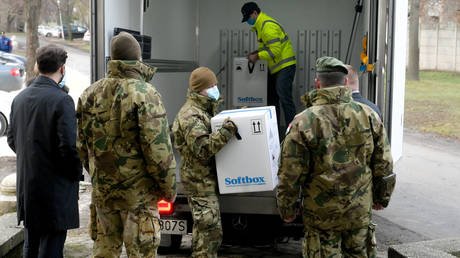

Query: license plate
<box><xmin>160</xmin><ymin>219</ymin><xmax>187</xmax><ymax>235</ymax></box>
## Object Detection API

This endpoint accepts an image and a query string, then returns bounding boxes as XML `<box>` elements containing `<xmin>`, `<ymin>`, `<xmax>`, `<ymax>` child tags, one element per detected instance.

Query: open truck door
<box><xmin>91</xmin><ymin>0</ymin><xmax>408</xmax><ymax>251</ymax></box>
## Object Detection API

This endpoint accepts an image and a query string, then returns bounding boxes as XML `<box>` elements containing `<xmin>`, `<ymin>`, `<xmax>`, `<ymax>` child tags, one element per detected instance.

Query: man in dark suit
<box><xmin>346</xmin><ymin>65</ymin><xmax>383</xmax><ymax>120</ymax></box>
<box><xmin>7</xmin><ymin>45</ymin><xmax>82</xmax><ymax>258</ymax></box>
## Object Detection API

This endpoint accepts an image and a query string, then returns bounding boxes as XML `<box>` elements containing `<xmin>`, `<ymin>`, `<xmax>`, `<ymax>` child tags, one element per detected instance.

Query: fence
<box><xmin>420</xmin><ymin>22</ymin><xmax>460</xmax><ymax>72</ymax></box>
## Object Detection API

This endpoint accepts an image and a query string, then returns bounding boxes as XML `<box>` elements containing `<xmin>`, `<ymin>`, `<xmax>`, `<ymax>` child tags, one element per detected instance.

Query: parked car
<box><xmin>0</xmin><ymin>91</ymin><xmax>12</xmax><ymax>136</ymax></box>
<box><xmin>83</xmin><ymin>30</ymin><xmax>91</xmax><ymax>41</ymax></box>
<box><xmin>60</xmin><ymin>25</ymin><xmax>87</xmax><ymax>39</ymax></box>
<box><xmin>0</xmin><ymin>52</ymin><xmax>26</xmax><ymax>67</ymax></box>
<box><xmin>38</xmin><ymin>25</ymin><xmax>61</xmax><ymax>38</ymax></box>
<box><xmin>38</xmin><ymin>25</ymin><xmax>47</xmax><ymax>36</ymax></box>
<box><xmin>0</xmin><ymin>53</ymin><xmax>25</xmax><ymax>92</ymax></box>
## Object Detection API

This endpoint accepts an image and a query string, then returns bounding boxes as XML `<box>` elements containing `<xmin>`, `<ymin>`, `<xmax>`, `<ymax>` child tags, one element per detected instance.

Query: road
<box><xmin>377</xmin><ymin>130</ymin><xmax>460</xmax><ymax>240</ymax></box>
<box><xmin>12</xmin><ymin>35</ymin><xmax>90</xmax><ymax>103</ymax></box>
<box><xmin>1</xmin><ymin>38</ymin><xmax>460</xmax><ymax>256</ymax></box>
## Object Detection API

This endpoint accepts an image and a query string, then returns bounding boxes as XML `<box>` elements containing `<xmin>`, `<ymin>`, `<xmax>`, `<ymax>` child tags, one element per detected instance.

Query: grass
<box><xmin>78</xmin><ymin>44</ymin><xmax>91</xmax><ymax>51</ymax></box>
<box><xmin>12</xmin><ymin>50</ymin><xmax>25</xmax><ymax>57</ymax></box>
<box><xmin>5</xmin><ymin>32</ymin><xmax>25</xmax><ymax>37</ymax></box>
<box><xmin>405</xmin><ymin>71</ymin><xmax>460</xmax><ymax>140</ymax></box>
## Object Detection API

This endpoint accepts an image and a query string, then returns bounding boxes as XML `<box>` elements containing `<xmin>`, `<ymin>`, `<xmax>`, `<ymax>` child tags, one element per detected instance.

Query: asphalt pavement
<box><xmin>12</xmin><ymin>35</ymin><xmax>90</xmax><ymax>104</ymax></box>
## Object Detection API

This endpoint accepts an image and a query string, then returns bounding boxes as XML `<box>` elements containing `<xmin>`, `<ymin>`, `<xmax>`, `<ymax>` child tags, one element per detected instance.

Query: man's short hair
<box><xmin>36</xmin><ymin>45</ymin><xmax>68</xmax><ymax>74</ymax></box>
<box><xmin>316</xmin><ymin>72</ymin><xmax>347</xmax><ymax>87</ymax></box>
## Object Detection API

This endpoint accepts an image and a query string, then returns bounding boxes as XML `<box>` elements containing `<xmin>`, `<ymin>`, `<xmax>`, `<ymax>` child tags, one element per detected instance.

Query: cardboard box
<box><xmin>211</xmin><ymin>106</ymin><xmax>280</xmax><ymax>194</ymax></box>
<box><xmin>232</xmin><ymin>57</ymin><xmax>268</xmax><ymax>107</ymax></box>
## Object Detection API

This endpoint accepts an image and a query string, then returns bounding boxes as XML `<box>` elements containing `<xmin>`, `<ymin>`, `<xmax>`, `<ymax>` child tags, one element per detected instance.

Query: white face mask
<box><xmin>206</xmin><ymin>85</ymin><xmax>220</xmax><ymax>100</ymax></box>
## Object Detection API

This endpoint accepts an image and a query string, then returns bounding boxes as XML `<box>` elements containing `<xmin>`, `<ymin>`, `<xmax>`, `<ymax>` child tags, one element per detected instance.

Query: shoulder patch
<box><xmin>285</xmin><ymin>123</ymin><xmax>292</xmax><ymax>135</ymax></box>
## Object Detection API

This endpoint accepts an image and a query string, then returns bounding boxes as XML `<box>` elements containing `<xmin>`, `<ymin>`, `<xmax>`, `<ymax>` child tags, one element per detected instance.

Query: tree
<box><xmin>407</xmin><ymin>0</ymin><xmax>420</xmax><ymax>81</ymax></box>
<box><xmin>40</xmin><ymin>0</ymin><xmax>59</xmax><ymax>25</ymax></box>
<box><xmin>25</xmin><ymin>0</ymin><xmax>42</xmax><ymax>81</ymax></box>
<box><xmin>74</xmin><ymin>0</ymin><xmax>89</xmax><ymax>28</ymax></box>
<box><xmin>58</xmin><ymin>0</ymin><xmax>76</xmax><ymax>40</ymax></box>
<box><xmin>0</xmin><ymin>0</ymin><xmax>25</xmax><ymax>32</ymax></box>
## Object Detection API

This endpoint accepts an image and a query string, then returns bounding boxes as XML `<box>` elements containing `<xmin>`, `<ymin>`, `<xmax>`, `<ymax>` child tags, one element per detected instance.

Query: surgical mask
<box><xmin>58</xmin><ymin>73</ymin><xmax>66</xmax><ymax>88</ymax></box>
<box><xmin>247</xmin><ymin>19</ymin><xmax>256</xmax><ymax>26</ymax></box>
<box><xmin>206</xmin><ymin>85</ymin><xmax>220</xmax><ymax>100</ymax></box>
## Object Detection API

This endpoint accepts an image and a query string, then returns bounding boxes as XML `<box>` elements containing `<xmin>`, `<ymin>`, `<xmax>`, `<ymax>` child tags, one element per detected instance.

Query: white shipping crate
<box><xmin>211</xmin><ymin>106</ymin><xmax>280</xmax><ymax>194</ymax></box>
<box><xmin>232</xmin><ymin>57</ymin><xmax>268</xmax><ymax>107</ymax></box>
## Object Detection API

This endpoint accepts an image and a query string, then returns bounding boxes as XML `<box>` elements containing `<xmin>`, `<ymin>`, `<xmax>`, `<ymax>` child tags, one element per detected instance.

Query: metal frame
<box><xmin>384</xmin><ymin>0</ymin><xmax>395</xmax><ymax>140</ymax></box>
<box><xmin>296</xmin><ymin>30</ymin><xmax>341</xmax><ymax>107</ymax></box>
<box><xmin>220</xmin><ymin>29</ymin><xmax>341</xmax><ymax>111</ymax></box>
<box><xmin>367</xmin><ymin>0</ymin><xmax>378</xmax><ymax>103</ymax></box>
<box><xmin>219</xmin><ymin>29</ymin><xmax>258</xmax><ymax>110</ymax></box>
<box><xmin>376</xmin><ymin>0</ymin><xmax>388</xmax><ymax>116</ymax></box>
<box><xmin>90</xmin><ymin>0</ymin><xmax>105</xmax><ymax>83</ymax></box>
<box><xmin>143</xmin><ymin>59</ymin><xmax>198</xmax><ymax>73</ymax></box>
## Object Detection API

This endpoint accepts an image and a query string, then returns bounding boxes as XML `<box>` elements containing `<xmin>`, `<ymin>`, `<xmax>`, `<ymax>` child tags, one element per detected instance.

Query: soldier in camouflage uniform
<box><xmin>276</xmin><ymin>56</ymin><xmax>396</xmax><ymax>258</ymax></box>
<box><xmin>76</xmin><ymin>32</ymin><xmax>176</xmax><ymax>257</ymax></box>
<box><xmin>172</xmin><ymin>67</ymin><xmax>238</xmax><ymax>258</ymax></box>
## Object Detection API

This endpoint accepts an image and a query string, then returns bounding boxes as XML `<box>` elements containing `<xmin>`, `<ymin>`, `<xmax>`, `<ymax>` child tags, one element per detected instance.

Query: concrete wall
<box><xmin>419</xmin><ymin>22</ymin><xmax>460</xmax><ymax>72</ymax></box>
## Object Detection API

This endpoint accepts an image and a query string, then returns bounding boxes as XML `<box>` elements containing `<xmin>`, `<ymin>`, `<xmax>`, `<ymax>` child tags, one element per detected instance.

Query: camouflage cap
<box><xmin>316</xmin><ymin>56</ymin><xmax>348</xmax><ymax>74</ymax></box>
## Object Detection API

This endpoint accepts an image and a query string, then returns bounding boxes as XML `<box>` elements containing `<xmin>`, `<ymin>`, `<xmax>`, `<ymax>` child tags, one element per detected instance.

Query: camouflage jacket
<box><xmin>76</xmin><ymin>60</ymin><xmax>176</xmax><ymax>210</ymax></box>
<box><xmin>172</xmin><ymin>90</ymin><xmax>236</xmax><ymax>196</ymax></box>
<box><xmin>276</xmin><ymin>86</ymin><xmax>394</xmax><ymax>231</ymax></box>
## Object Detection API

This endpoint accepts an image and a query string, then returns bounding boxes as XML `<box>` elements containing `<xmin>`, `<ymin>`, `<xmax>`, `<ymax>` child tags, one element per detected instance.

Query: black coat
<box><xmin>352</xmin><ymin>92</ymin><xmax>383</xmax><ymax>120</ymax></box>
<box><xmin>7</xmin><ymin>76</ymin><xmax>82</xmax><ymax>231</ymax></box>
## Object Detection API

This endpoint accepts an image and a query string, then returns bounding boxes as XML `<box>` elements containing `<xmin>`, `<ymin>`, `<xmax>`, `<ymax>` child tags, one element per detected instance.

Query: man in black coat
<box><xmin>346</xmin><ymin>64</ymin><xmax>383</xmax><ymax>120</ymax></box>
<box><xmin>7</xmin><ymin>44</ymin><xmax>82</xmax><ymax>258</ymax></box>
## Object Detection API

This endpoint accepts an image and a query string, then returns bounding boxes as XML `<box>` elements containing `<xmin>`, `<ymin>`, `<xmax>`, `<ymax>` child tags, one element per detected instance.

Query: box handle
<box><xmin>248</xmin><ymin>61</ymin><xmax>255</xmax><ymax>74</ymax></box>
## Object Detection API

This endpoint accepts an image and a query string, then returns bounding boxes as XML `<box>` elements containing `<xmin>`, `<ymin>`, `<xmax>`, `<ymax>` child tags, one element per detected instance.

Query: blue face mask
<box><xmin>58</xmin><ymin>73</ymin><xmax>66</xmax><ymax>88</ymax></box>
<box><xmin>247</xmin><ymin>19</ymin><xmax>256</xmax><ymax>26</ymax></box>
<box><xmin>206</xmin><ymin>85</ymin><xmax>220</xmax><ymax>100</ymax></box>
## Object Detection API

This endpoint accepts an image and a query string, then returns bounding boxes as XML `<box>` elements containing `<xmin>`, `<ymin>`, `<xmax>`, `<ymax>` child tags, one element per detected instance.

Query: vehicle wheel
<box><xmin>158</xmin><ymin>234</ymin><xmax>183</xmax><ymax>254</ymax></box>
<box><xmin>46</xmin><ymin>33</ymin><xmax>51</xmax><ymax>37</ymax></box>
<box><xmin>0</xmin><ymin>112</ymin><xmax>7</xmax><ymax>136</ymax></box>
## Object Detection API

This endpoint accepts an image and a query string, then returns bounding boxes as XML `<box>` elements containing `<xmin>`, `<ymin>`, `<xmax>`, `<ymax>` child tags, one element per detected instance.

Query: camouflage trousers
<box><xmin>93</xmin><ymin>205</ymin><xmax>161</xmax><ymax>258</ymax></box>
<box><xmin>188</xmin><ymin>195</ymin><xmax>222</xmax><ymax>258</ymax></box>
<box><xmin>302</xmin><ymin>223</ymin><xmax>377</xmax><ymax>258</ymax></box>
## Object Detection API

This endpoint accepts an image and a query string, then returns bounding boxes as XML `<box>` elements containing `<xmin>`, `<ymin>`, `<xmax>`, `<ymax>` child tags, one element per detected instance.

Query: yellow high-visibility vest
<box><xmin>253</xmin><ymin>12</ymin><xmax>296</xmax><ymax>74</ymax></box>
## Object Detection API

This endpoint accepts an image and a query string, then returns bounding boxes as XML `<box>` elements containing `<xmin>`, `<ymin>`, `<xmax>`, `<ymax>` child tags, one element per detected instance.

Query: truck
<box><xmin>90</xmin><ymin>0</ymin><xmax>408</xmax><ymax>251</ymax></box>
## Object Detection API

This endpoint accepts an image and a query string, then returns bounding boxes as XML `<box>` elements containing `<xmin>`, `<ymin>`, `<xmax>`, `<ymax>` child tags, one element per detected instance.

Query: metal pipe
<box><xmin>345</xmin><ymin>0</ymin><xmax>363</xmax><ymax>63</ymax></box>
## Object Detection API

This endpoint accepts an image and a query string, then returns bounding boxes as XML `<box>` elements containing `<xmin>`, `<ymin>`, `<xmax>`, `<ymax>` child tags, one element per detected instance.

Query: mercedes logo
<box><xmin>231</xmin><ymin>215</ymin><xmax>248</xmax><ymax>231</ymax></box>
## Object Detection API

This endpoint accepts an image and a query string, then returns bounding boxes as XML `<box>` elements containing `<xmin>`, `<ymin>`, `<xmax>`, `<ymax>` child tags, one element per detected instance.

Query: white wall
<box><xmin>104</xmin><ymin>0</ymin><xmax>142</xmax><ymax>58</ymax></box>
<box><xmin>143</xmin><ymin>0</ymin><xmax>198</xmax><ymax>123</ymax></box>
<box><xmin>143</xmin><ymin>0</ymin><xmax>198</xmax><ymax>61</ymax></box>
<box><xmin>198</xmin><ymin>0</ymin><xmax>363</xmax><ymax>72</ymax></box>
<box><xmin>391</xmin><ymin>0</ymin><xmax>408</xmax><ymax>162</ymax></box>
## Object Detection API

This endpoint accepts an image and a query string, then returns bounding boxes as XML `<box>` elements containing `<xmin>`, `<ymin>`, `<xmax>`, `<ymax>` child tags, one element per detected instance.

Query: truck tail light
<box><xmin>10</xmin><ymin>68</ymin><xmax>20</xmax><ymax>77</ymax></box>
<box><xmin>158</xmin><ymin>200</ymin><xmax>174</xmax><ymax>215</ymax></box>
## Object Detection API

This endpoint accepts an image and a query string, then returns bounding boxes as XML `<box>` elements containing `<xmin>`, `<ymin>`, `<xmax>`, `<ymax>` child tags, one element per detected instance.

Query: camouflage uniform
<box><xmin>276</xmin><ymin>84</ymin><xmax>395</xmax><ymax>258</ymax></box>
<box><xmin>172</xmin><ymin>89</ymin><xmax>236</xmax><ymax>258</ymax></box>
<box><xmin>77</xmin><ymin>60</ymin><xmax>176</xmax><ymax>257</ymax></box>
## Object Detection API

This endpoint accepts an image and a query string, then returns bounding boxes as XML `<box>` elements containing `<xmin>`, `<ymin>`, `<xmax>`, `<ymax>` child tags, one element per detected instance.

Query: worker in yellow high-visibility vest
<box><xmin>241</xmin><ymin>2</ymin><xmax>297</xmax><ymax>127</ymax></box>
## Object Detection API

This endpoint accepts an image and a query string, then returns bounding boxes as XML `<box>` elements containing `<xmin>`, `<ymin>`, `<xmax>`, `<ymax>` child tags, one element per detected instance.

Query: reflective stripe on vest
<box><xmin>261</xmin><ymin>20</ymin><xmax>289</xmax><ymax>46</ymax></box>
<box><xmin>269</xmin><ymin>56</ymin><xmax>296</xmax><ymax>72</ymax></box>
<box><xmin>260</xmin><ymin>46</ymin><xmax>275</xmax><ymax>59</ymax></box>
<box><xmin>266</xmin><ymin>36</ymin><xmax>290</xmax><ymax>45</ymax></box>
